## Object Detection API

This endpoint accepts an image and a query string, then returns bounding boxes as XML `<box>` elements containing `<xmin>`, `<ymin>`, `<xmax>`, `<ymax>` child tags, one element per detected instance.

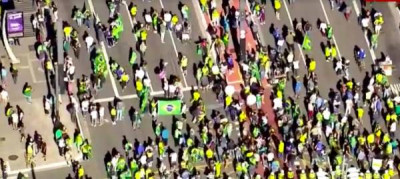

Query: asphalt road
<box><xmin>10</xmin><ymin>0</ymin><xmax>400</xmax><ymax>178</ymax></box>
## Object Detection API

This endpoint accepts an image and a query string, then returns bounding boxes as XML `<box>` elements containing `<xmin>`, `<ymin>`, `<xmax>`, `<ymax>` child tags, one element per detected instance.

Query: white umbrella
<box><xmin>393</xmin><ymin>96</ymin><xmax>400</xmax><ymax>103</ymax></box>
<box><xmin>224</xmin><ymin>85</ymin><xmax>235</xmax><ymax>96</ymax></box>
<box><xmin>246</xmin><ymin>94</ymin><xmax>256</xmax><ymax>106</ymax></box>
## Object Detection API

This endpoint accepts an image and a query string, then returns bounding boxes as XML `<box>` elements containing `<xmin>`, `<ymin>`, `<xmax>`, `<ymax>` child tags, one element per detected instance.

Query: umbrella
<box><xmin>394</xmin><ymin>96</ymin><xmax>400</xmax><ymax>103</ymax></box>
<box><xmin>271</xmin><ymin>160</ymin><xmax>280</xmax><ymax>172</ymax></box>
<box><xmin>246</xmin><ymin>94</ymin><xmax>256</xmax><ymax>106</ymax></box>
<box><xmin>55</xmin><ymin>129</ymin><xmax>62</xmax><ymax>140</ymax></box>
<box><xmin>161</xmin><ymin>129</ymin><xmax>169</xmax><ymax>140</ymax></box>
<box><xmin>224</xmin><ymin>85</ymin><xmax>235</xmax><ymax>96</ymax></box>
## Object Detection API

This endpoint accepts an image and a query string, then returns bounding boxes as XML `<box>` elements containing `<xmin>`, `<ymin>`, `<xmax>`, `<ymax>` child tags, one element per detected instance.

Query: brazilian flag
<box><xmin>158</xmin><ymin>99</ymin><xmax>182</xmax><ymax>115</ymax></box>
<box><xmin>302</xmin><ymin>34</ymin><xmax>312</xmax><ymax>51</ymax></box>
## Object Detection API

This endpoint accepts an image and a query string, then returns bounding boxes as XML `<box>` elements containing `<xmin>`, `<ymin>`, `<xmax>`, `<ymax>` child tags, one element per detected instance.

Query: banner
<box><xmin>302</xmin><ymin>34</ymin><xmax>312</xmax><ymax>51</ymax></box>
<box><xmin>157</xmin><ymin>99</ymin><xmax>182</xmax><ymax>115</ymax></box>
<box><xmin>7</xmin><ymin>11</ymin><xmax>24</xmax><ymax>38</ymax></box>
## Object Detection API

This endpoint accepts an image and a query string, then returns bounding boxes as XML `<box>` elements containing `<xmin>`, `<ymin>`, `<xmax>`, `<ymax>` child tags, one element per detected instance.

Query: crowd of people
<box><xmin>6</xmin><ymin>0</ymin><xmax>399</xmax><ymax>178</ymax></box>
<box><xmin>64</xmin><ymin>0</ymin><xmax>400</xmax><ymax>178</ymax></box>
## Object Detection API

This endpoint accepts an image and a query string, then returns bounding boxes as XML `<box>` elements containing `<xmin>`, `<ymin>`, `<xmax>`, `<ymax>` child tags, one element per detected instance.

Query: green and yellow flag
<box><xmin>302</xmin><ymin>34</ymin><xmax>312</xmax><ymax>51</ymax></box>
<box><xmin>158</xmin><ymin>99</ymin><xmax>182</xmax><ymax>115</ymax></box>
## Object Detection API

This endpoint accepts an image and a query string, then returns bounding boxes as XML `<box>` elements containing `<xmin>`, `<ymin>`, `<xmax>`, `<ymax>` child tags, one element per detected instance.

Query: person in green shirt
<box><xmin>371</xmin><ymin>32</ymin><xmax>378</xmax><ymax>49</ymax></box>
<box><xmin>22</xmin><ymin>83</ymin><xmax>32</xmax><ymax>103</ymax></box>
<box><xmin>81</xmin><ymin>139</ymin><xmax>92</xmax><ymax>160</ymax></box>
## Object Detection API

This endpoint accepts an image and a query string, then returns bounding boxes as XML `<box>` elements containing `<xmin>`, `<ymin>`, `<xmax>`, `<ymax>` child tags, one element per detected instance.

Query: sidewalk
<box><xmin>0</xmin><ymin>37</ymin><xmax>81</xmax><ymax>174</ymax></box>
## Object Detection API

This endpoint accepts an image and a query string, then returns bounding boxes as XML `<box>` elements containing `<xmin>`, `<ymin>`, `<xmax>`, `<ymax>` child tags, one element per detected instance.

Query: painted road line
<box><xmin>318</xmin><ymin>0</ymin><xmax>343</xmax><ymax>60</ymax></box>
<box><xmin>76</xmin><ymin>110</ymin><xmax>85</xmax><ymax>139</ymax></box>
<box><xmin>93</xmin><ymin>86</ymin><xmax>201</xmax><ymax>103</ymax></box>
<box><xmin>8</xmin><ymin>156</ymin><xmax>82</xmax><ymax>176</ymax></box>
<box><xmin>390</xmin><ymin>83</ymin><xmax>400</xmax><ymax>96</ymax></box>
<box><xmin>191</xmin><ymin>0</ymin><xmax>217</xmax><ymax>63</ymax></box>
<box><xmin>122</xmin><ymin>1</ymin><xmax>154</xmax><ymax>93</ymax></box>
<box><xmin>281</xmin><ymin>0</ymin><xmax>307</xmax><ymax>66</ymax></box>
<box><xmin>245</xmin><ymin>0</ymin><xmax>266</xmax><ymax>46</ymax></box>
<box><xmin>352</xmin><ymin>0</ymin><xmax>377</xmax><ymax>63</ymax></box>
<box><xmin>159</xmin><ymin>0</ymin><xmax>189</xmax><ymax>88</ymax></box>
<box><xmin>87</xmin><ymin>0</ymin><xmax>120</xmax><ymax>97</ymax></box>
<box><xmin>27</xmin><ymin>58</ymin><xmax>41</xmax><ymax>83</ymax></box>
<box><xmin>100</xmin><ymin>42</ymin><xmax>120</xmax><ymax>97</ymax></box>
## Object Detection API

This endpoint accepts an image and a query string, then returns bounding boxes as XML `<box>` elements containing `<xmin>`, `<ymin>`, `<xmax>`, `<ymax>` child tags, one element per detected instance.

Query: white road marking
<box><xmin>27</xmin><ymin>58</ymin><xmax>38</xmax><ymax>83</ymax></box>
<box><xmin>245</xmin><ymin>0</ymin><xmax>266</xmax><ymax>46</ymax></box>
<box><xmin>87</xmin><ymin>0</ymin><xmax>120</xmax><ymax>97</ymax></box>
<box><xmin>76</xmin><ymin>110</ymin><xmax>85</xmax><ymax>139</ymax></box>
<box><xmin>191</xmin><ymin>0</ymin><xmax>217</xmax><ymax>63</ymax></box>
<box><xmin>391</xmin><ymin>83</ymin><xmax>400</xmax><ymax>96</ymax></box>
<box><xmin>16</xmin><ymin>65</ymin><xmax>30</xmax><ymax>69</ymax></box>
<box><xmin>93</xmin><ymin>86</ymin><xmax>200</xmax><ymax>103</ymax></box>
<box><xmin>159</xmin><ymin>0</ymin><xmax>189</xmax><ymax>88</ymax></box>
<box><xmin>122</xmin><ymin>1</ymin><xmax>154</xmax><ymax>93</ymax></box>
<box><xmin>8</xmin><ymin>156</ymin><xmax>82</xmax><ymax>176</ymax></box>
<box><xmin>352</xmin><ymin>0</ymin><xmax>377</xmax><ymax>63</ymax></box>
<box><xmin>281</xmin><ymin>0</ymin><xmax>307</xmax><ymax>66</ymax></box>
<box><xmin>318</xmin><ymin>0</ymin><xmax>343</xmax><ymax>60</ymax></box>
<box><xmin>100</xmin><ymin>42</ymin><xmax>120</xmax><ymax>97</ymax></box>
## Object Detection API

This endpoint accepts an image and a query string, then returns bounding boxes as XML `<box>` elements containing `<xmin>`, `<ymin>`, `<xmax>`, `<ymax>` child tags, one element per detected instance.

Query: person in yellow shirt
<box><xmin>211</xmin><ymin>9</ymin><xmax>220</xmax><ymax>26</ymax></box>
<box><xmin>130</xmin><ymin>4</ymin><xmax>137</xmax><ymax>24</ymax></box>
<box><xmin>171</xmin><ymin>14</ymin><xmax>179</xmax><ymax>27</ymax></box>
<box><xmin>179</xmin><ymin>55</ymin><xmax>188</xmax><ymax>75</ymax></box>
<box><xmin>274</xmin><ymin>0</ymin><xmax>281</xmax><ymax>20</ymax></box>
<box><xmin>200</xmin><ymin>0</ymin><xmax>208</xmax><ymax>12</ymax></box>
<box><xmin>64</xmin><ymin>26</ymin><xmax>73</xmax><ymax>41</ymax></box>
<box><xmin>309</xmin><ymin>58</ymin><xmax>316</xmax><ymax>72</ymax></box>
<box><xmin>77</xmin><ymin>165</ymin><xmax>85</xmax><ymax>179</ymax></box>
<box><xmin>325</xmin><ymin>44</ymin><xmax>331</xmax><ymax>61</ymax></box>
<box><xmin>120</xmin><ymin>73</ymin><xmax>129</xmax><ymax>90</ymax></box>
<box><xmin>331</xmin><ymin>44</ymin><xmax>337</xmax><ymax>60</ymax></box>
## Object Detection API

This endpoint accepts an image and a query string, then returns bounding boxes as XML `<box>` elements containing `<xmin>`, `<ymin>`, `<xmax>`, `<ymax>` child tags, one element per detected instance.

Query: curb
<box><xmin>2</xmin><ymin>10</ymin><xmax>20</xmax><ymax>64</ymax></box>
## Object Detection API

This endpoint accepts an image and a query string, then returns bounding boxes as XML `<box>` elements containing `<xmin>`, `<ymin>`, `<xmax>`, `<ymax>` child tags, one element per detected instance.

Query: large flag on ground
<box><xmin>158</xmin><ymin>99</ymin><xmax>182</xmax><ymax>115</ymax></box>
<box><xmin>302</xmin><ymin>34</ymin><xmax>312</xmax><ymax>51</ymax></box>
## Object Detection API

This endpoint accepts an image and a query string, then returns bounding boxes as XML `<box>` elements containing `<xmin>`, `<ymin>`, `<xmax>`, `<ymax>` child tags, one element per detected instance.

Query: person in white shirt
<box><xmin>163</xmin><ymin>11</ymin><xmax>172</xmax><ymax>30</ymax></box>
<box><xmin>361</xmin><ymin>17</ymin><xmax>370</xmax><ymax>32</ymax></box>
<box><xmin>90</xmin><ymin>106</ymin><xmax>98</xmax><ymax>127</ymax></box>
<box><xmin>144</xmin><ymin>11</ymin><xmax>152</xmax><ymax>30</ymax></box>
<box><xmin>169</xmin><ymin>151</ymin><xmax>178</xmax><ymax>169</ymax></box>
<box><xmin>319</xmin><ymin>21</ymin><xmax>327</xmax><ymax>35</ymax></box>
<box><xmin>12</xmin><ymin>113</ymin><xmax>18</xmax><ymax>130</ymax></box>
<box><xmin>85</xmin><ymin>34</ymin><xmax>94</xmax><ymax>52</ymax></box>
<box><xmin>0</xmin><ymin>89</ymin><xmax>9</xmax><ymax>103</ymax></box>
<box><xmin>81</xmin><ymin>99</ymin><xmax>89</xmax><ymax>115</ymax></box>
<box><xmin>292</xmin><ymin>60</ymin><xmax>299</xmax><ymax>77</ymax></box>
<box><xmin>135</xmin><ymin>68</ymin><xmax>145</xmax><ymax>80</ymax></box>
<box><xmin>143</xmin><ymin>77</ymin><xmax>151</xmax><ymax>88</ymax></box>
<box><xmin>98</xmin><ymin>104</ymin><xmax>105</xmax><ymax>126</ymax></box>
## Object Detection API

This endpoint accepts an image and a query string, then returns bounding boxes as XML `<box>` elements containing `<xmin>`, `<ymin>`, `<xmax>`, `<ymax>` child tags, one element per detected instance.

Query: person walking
<box><xmin>22</xmin><ymin>83</ymin><xmax>32</xmax><ymax>103</ymax></box>
<box><xmin>110</xmin><ymin>105</ymin><xmax>117</xmax><ymax>125</ymax></box>
<box><xmin>81</xmin><ymin>140</ymin><xmax>92</xmax><ymax>160</ymax></box>
<box><xmin>10</xmin><ymin>64</ymin><xmax>18</xmax><ymax>84</ymax></box>
<box><xmin>116</xmin><ymin>99</ymin><xmax>124</xmax><ymax>121</ymax></box>
<box><xmin>274</xmin><ymin>0</ymin><xmax>281</xmax><ymax>20</ymax></box>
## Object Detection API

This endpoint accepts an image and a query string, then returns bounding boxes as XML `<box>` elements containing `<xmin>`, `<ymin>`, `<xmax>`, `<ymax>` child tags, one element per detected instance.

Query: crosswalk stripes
<box><xmin>390</xmin><ymin>83</ymin><xmax>400</xmax><ymax>96</ymax></box>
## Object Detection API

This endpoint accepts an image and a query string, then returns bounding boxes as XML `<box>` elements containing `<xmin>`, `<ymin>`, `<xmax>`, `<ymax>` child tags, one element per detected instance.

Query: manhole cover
<box><xmin>0</xmin><ymin>137</ymin><xmax>5</xmax><ymax>142</ymax></box>
<box><xmin>28</xmin><ymin>45</ymin><xmax>35</xmax><ymax>52</ymax></box>
<box><xmin>8</xmin><ymin>155</ymin><xmax>18</xmax><ymax>161</ymax></box>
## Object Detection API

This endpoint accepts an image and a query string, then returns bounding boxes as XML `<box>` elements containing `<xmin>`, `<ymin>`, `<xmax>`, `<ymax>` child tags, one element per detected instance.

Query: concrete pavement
<box><xmin>5</xmin><ymin>0</ymin><xmax>400</xmax><ymax>177</ymax></box>
<box><xmin>0</xmin><ymin>38</ymin><xmax>80</xmax><ymax>175</ymax></box>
